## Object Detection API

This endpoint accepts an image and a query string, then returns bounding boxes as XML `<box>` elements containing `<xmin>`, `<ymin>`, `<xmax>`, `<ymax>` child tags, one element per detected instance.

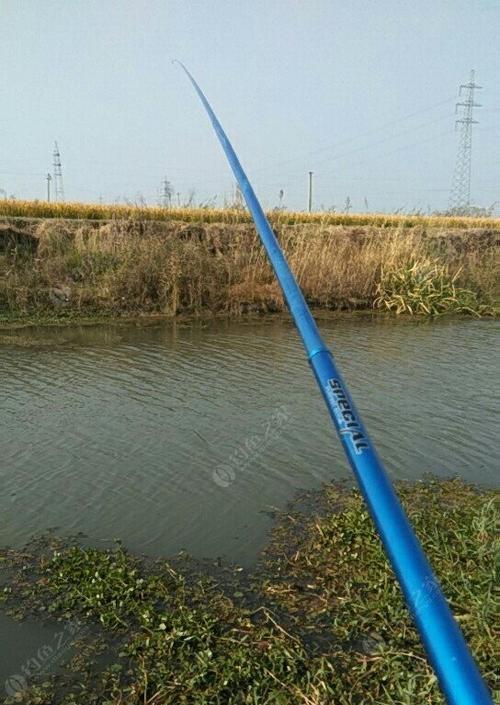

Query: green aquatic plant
<box><xmin>0</xmin><ymin>479</ymin><xmax>497</xmax><ymax>704</ymax></box>
<box><xmin>374</xmin><ymin>259</ymin><xmax>489</xmax><ymax>316</ymax></box>
<box><xmin>2</xmin><ymin>542</ymin><xmax>333</xmax><ymax>704</ymax></box>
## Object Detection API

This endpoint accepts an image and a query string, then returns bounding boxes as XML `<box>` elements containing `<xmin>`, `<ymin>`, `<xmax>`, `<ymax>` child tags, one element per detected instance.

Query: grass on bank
<box><xmin>374</xmin><ymin>259</ymin><xmax>490</xmax><ymax>316</ymax></box>
<box><xmin>0</xmin><ymin>218</ymin><xmax>497</xmax><ymax>320</ymax></box>
<box><xmin>0</xmin><ymin>479</ymin><xmax>497</xmax><ymax>704</ymax></box>
<box><xmin>2</xmin><ymin>199</ymin><xmax>500</xmax><ymax>229</ymax></box>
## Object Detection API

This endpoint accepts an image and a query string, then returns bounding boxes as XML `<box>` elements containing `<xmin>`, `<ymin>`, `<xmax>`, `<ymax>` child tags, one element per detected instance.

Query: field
<box><xmin>1</xmin><ymin>198</ymin><xmax>500</xmax><ymax>229</ymax></box>
<box><xmin>0</xmin><ymin>201</ymin><xmax>498</xmax><ymax>321</ymax></box>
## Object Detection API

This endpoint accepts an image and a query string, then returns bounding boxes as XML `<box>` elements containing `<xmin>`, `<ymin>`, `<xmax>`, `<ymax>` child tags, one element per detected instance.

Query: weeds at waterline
<box><xmin>0</xmin><ymin>218</ymin><xmax>497</xmax><ymax>319</ymax></box>
<box><xmin>0</xmin><ymin>479</ymin><xmax>496</xmax><ymax>704</ymax></box>
<box><xmin>374</xmin><ymin>259</ymin><xmax>491</xmax><ymax>316</ymax></box>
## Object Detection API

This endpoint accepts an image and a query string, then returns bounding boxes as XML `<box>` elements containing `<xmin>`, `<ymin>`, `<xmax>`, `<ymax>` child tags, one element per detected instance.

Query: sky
<box><xmin>0</xmin><ymin>0</ymin><xmax>499</xmax><ymax>214</ymax></box>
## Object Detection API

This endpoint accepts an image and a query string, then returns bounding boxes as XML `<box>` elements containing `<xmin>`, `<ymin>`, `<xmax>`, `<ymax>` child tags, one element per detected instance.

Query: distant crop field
<box><xmin>1</xmin><ymin>199</ymin><xmax>499</xmax><ymax>230</ymax></box>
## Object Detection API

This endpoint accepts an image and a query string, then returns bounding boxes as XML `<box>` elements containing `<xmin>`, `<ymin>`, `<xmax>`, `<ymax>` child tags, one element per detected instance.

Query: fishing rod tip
<box><xmin>172</xmin><ymin>60</ymin><xmax>192</xmax><ymax>81</ymax></box>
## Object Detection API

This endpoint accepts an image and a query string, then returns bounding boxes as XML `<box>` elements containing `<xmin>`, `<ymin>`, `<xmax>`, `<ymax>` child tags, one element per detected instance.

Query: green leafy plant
<box><xmin>1</xmin><ymin>480</ymin><xmax>497</xmax><ymax>704</ymax></box>
<box><xmin>374</xmin><ymin>259</ymin><xmax>489</xmax><ymax>316</ymax></box>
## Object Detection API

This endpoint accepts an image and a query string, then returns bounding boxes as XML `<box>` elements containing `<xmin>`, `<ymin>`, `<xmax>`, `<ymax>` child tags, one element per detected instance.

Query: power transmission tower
<box><xmin>161</xmin><ymin>177</ymin><xmax>173</xmax><ymax>208</ymax></box>
<box><xmin>53</xmin><ymin>142</ymin><xmax>65</xmax><ymax>202</ymax></box>
<box><xmin>449</xmin><ymin>70</ymin><xmax>482</xmax><ymax>213</ymax></box>
<box><xmin>233</xmin><ymin>181</ymin><xmax>244</xmax><ymax>209</ymax></box>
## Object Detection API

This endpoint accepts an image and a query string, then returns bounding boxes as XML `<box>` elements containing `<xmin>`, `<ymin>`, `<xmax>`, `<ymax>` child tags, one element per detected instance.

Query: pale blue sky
<box><xmin>1</xmin><ymin>0</ymin><xmax>499</xmax><ymax>213</ymax></box>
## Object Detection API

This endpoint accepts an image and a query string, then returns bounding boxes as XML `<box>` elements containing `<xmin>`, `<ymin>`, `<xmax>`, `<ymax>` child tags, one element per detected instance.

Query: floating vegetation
<box><xmin>0</xmin><ymin>479</ymin><xmax>497</xmax><ymax>704</ymax></box>
<box><xmin>374</xmin><ymin>259</ymin><xmax>491</xmax><ymax>316</ymax></box>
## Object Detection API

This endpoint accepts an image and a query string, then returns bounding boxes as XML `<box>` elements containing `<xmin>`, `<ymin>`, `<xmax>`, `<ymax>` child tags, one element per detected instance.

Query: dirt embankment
<box><xmin>0</xmin><ymin>218</ymin><xmax>498</xmax><ymax>320</ymax></box>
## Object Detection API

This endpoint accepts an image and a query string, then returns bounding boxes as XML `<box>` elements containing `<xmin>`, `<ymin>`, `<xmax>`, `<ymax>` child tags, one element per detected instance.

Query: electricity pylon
<box><xmin>53</xmin><ymin>142</ymin><xmax>65</xmax><ymax>202</ymax></box>
<box><xmin>449</xmin><ymin>70</ymin><xmax>482</xmax><ymax>213</ymax></box>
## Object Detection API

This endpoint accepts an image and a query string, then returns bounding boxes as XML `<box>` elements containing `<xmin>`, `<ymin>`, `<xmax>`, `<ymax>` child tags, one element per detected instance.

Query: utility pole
<box><xmin>308</xmin><ymin>171</ymin><xmax>313</xmax><ymax>213</ymax></box>
<box><xmin>53</xmin><ymin>142</ymin><xmax>65</xmax><ymax>202</ymax></box>
<box><xmin>46</xmin><ymin>173</ymin><xmax>52</xmax><ymax>202</ymax></box>
<box><xmin>449</xmin><ymin>70</ymin><xmax>482</xmax><ymax>213</ymax></box>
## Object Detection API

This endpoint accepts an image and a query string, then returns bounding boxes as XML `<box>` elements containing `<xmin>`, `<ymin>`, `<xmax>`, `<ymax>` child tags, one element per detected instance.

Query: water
<box><xmin>0</xmin><ymin>316</ymin><xmax>498</xmax><ymax>570</ymax></box>
<box><xmin>0</xmin><ymin>613</ymin><xmax>75</xmax><ymax>694</ymax></box>
<box><xmin>0</xmin><ymin>315</ymin><xmax>498</xmax><ymax>686</ymax></box>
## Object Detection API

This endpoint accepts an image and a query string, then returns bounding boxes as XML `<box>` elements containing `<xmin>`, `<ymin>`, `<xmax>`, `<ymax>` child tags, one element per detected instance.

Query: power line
<box><xmin>305</xmin><ymin>112</ymin><xmax>452</xmax><ymax>172</ymax></box>
<box><xmin>0</xmin><ymin>170</ymin><xmax>46</xmax><ymax>177</ymax></box>
<box><xmin>259</xmin><ymin>127</ymin><xmax>454</xmax><ymax>190</ymax></box>
<box><xmin>247</xmin><ymin>96</ymin><xmax>456</xmax><ymax>176</ymax></box>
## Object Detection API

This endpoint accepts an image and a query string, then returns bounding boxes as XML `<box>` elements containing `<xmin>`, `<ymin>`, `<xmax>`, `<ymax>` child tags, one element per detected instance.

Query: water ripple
<box><xmin>0</xmin><ymin>317</ymin><xmax>498</xmax><ymax>565</ymax></box>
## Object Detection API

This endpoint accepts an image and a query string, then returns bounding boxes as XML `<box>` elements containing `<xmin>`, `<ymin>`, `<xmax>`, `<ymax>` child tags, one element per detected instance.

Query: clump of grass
<box><xmin>374</xmin><ymin>259</ymin><xmax>490</xmax><ymax>316</ymax></box>
<box><xmin>0</xmin><ymin>479</ymin><xmax>497</xmax><ymax>704</ymax></box>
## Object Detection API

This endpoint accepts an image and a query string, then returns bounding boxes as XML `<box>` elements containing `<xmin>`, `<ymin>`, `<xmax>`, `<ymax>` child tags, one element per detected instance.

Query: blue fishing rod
<box><xmin>176</xmin><ymin>62</ymin><xmax>492</xmax><ymax>705</ymax></box>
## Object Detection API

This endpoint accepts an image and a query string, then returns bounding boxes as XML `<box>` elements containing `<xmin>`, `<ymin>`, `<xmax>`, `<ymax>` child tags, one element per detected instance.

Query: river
<box><xmin>1</xmin><ymin>315</ymin><xmax>498</xmax><ymax>566</ymax></box>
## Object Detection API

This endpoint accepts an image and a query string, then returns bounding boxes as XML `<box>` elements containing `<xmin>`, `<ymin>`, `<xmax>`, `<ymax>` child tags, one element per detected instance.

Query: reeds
<box><xmin>0</xmin><ymin>218</ymin><xmax>497</xmax><ymax>319</ymax></box>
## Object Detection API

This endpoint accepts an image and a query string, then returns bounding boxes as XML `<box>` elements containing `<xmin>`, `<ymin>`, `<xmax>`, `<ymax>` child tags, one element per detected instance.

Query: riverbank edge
<box><xmin>1</xmin><ymin>306</ymin><xmax>498</xmax><ymax>333</ymax></box>
<box><xmin>0</xmin><ymin>478</ymin><xmax>497</xmax><ymax>704</ymax></box>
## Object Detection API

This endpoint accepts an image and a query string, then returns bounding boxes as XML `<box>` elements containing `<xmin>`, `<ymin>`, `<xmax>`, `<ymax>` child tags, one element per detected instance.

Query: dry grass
<box><xmin>0</xmin><ymin>217</ymin><xmax>497</xmax><ymax>319</ymax></box>
<box><xmin>2</xmin><ymin>198</ymin><xmax>500</xmax><ymax>229</ymax></box>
